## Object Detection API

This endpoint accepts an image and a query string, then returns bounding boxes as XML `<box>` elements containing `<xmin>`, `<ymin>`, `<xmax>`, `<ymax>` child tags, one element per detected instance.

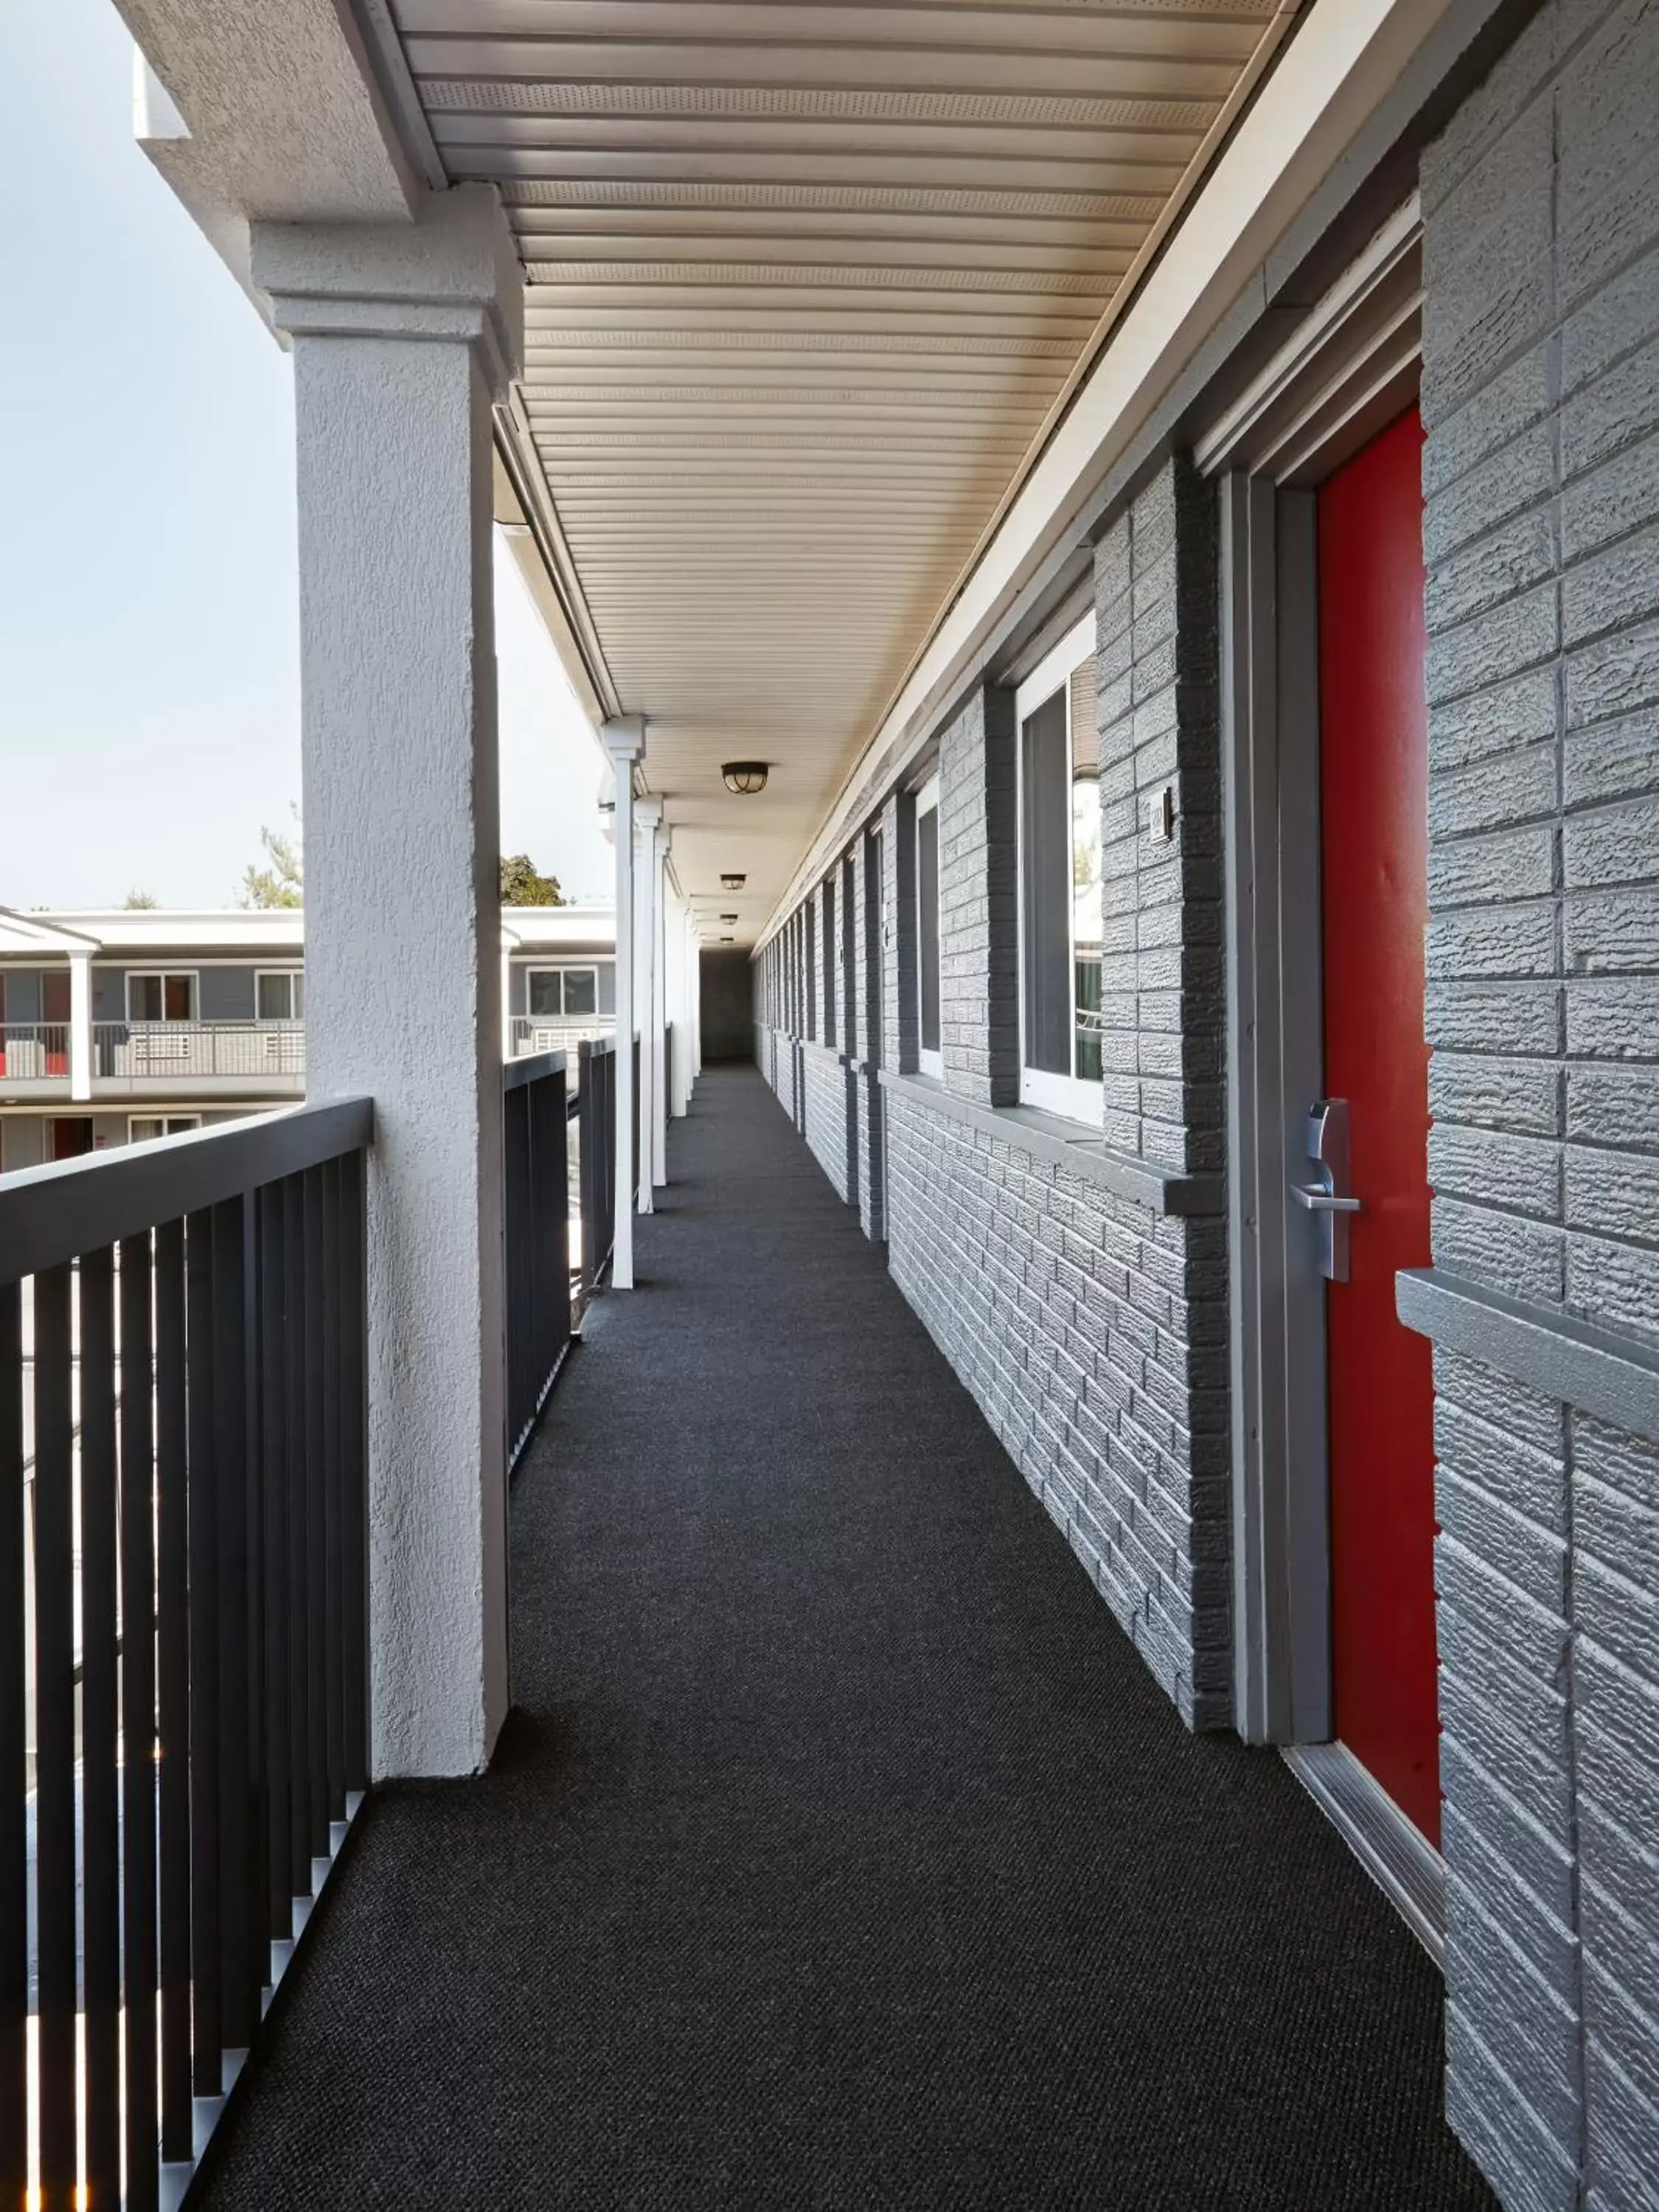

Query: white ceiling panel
<box><xmin>388</xmin><ymin>0</ymin><xmax>1296</xmax><ymax>939</ymax></box>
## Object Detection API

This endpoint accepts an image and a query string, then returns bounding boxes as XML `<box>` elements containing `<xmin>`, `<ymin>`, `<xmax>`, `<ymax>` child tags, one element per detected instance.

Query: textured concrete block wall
<box><xmin>1095</xmin><ymin>462</ymin><xmax>1227</xmax><ymax>1175</ymax></box>
<box><xmin>1422</xmin><ymin>2</ymin><xmax>1659</xmax><ymax>2202</ymax></box>
<box><xmin>938</xmin><ymin>685</ymin><xmax>1019</xmax><ymax>1105</ymax></box>
<box><xmin>802</xmin><ymin>1048</ymin><xmax>852</xmax><ymax>1203</ymax></box>
<box><xmin>884</xmin><ymin>1093</ymin><xmax>1231</xmax><ymax>1727</ymax></box>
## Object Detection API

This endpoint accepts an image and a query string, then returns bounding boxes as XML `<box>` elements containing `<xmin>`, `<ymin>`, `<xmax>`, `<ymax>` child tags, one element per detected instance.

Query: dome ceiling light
<box><xmin>720</xmin><ymin>913</ymin><xmax>739</xmax><ymax>923</ymax></box>
<box><xmin>720</xmin><ymin>873</ymin><xmax>746</xmax><ymax>891</ymax></box>
<box><xmin>720</xmin><ymin>761</ymin><xmax>769</xmax><ymax>795</ymax></box>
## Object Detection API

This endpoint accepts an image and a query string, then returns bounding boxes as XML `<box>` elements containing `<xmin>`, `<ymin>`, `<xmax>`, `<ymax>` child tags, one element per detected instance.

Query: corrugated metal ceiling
<box><xmin>389</xmin><ymin>0</ymin><xmax>1294</xmax><ymax>938</ymax></box>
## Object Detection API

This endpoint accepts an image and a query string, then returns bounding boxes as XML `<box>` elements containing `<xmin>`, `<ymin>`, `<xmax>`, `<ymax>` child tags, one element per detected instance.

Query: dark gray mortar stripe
<box><xmin>878</xmin><ymin>1068</ymin><xmax>1224</xmax><ymax>1217</ymax></box>
<box><xmin>1397</xmin><ymin>1267</ymin><xmax>1659</xmax><ymax>1441</ymax></box>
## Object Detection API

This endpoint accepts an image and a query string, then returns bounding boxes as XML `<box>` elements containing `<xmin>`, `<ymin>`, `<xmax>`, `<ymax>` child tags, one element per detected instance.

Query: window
<box><xmin>128</xmin><ymin>972</ymin><xmax>196</xmax><ymax>1023</ymax></box>
<box><xmin>1017</xmin><ymin>613</ymin><xmax>1102</xmax><ymax>1121</ymax></box>
<box><xmin>256</xmin><ymin>969</ymin><xmax>304</xmax><ymax>1020</ymax></box>
<box><xmin>129</xmin><ymin>1115</ymin><xmax>201</xmax><ymax>1144</ymax></box>
<box><xmin>527</xmin><ymin>966</ymin><xmax>598</xmax><ymax>1019</ymax></box>
<box><xmin>915</xmin><ymin>773</ymin><xmax>942</xmax><ymax>1080</ymax></box>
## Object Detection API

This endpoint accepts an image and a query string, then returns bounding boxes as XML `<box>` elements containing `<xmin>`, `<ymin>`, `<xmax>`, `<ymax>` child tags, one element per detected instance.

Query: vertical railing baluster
<box><xmin>339</xmin><ymin>1152</ymin><xmax>368</xmax><ymax>1798</ymax></box>
<box><xmin>282</xmin><ymin>1180</ymin><xmax>310</xmax><ymax>1903</ymax></box>
<box><xmin>119</xmin><ymin>1231</ymin><xmax>160</xmax><ymax>2212</ymax></box>
<box><xmin>78</xmin><ymin>1243</ymin><xmax>122</xmax><ymax>2208</ymax></box>
<box><xmin>154</xmin><ymin>1217</ymin><xmax>192</xmax><ymax>2165</ymax></box>
<box><xmin>242</xmin><ymin>1190</ymin><xmax>269</xmax><ymax>2019</ymax></box>
<box><xmin>321</xmin><ymin>1160</ymin><xmax>345</xmax><ymax>1823</ymax></box>
<box><xmin>0</xmin><ymin>1281</ymin><xmax>26</xmax><ymax>2208</ymax></box>
<box><xmin>258</xmin><ymin>1181</ymin><xmax>291</xmax><ymax>1954</ymax></box>
<box><xmin>32</xmin><ymin>1261</ymin><xmax>77</xmax><ymax>2202</ymax></box>
<box><xmin>302</xmin><ymin>1168</ymin><xmax>328</xmax><ymax>1864</ymax></box>
<box><xmin>212</xmin><ymin>1197</ymin><xmax>255</xmax><ymax>2059</ymax></box>
<box><xmin>185</xmin><ymin>1206</ymin><xmax>223</xmax><ymax>2103</ymax></box>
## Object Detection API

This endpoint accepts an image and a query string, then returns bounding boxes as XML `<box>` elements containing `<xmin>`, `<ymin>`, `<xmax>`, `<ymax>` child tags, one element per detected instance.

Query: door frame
<box><xmin>1203</xmin><ymin>196</ymin><xmax>1425</xmax><ymax>1748</ymax></box>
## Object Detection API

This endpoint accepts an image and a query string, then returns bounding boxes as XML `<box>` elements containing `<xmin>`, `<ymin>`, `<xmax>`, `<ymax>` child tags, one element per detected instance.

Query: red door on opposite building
<box><xmin>1316</xmin><ymin>406</ymin><xmax>1440</xmax><ymax>1846</ymax></box>
<box><xmin>42</xmin><ymin>970</ymin><xmax>72</xmax><ymax>1078</ymax></box>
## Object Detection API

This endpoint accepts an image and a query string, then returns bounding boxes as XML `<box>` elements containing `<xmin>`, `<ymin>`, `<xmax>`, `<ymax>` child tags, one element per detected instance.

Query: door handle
<box><xmin>1291</xmin><ymin>1185</ymin><xmax>1361</xmax><ymax>1213</ymax></box>
<box><xmin>1295</xmin><ymin>1099</ymin><xmax>1360</xmax><ymax>1281</ymax></box>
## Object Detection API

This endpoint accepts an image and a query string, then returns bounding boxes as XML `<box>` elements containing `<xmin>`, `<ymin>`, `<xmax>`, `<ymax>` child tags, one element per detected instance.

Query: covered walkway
<box><xmin>195</xmin><ymin>1067</ymin><xmax>1489</xmax><ymax>2210</ymax></box>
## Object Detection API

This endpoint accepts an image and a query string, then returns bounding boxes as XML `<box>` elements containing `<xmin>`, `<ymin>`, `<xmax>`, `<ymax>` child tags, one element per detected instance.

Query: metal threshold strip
<box><xmin>1283</xmin><ymin>1742</ymin><xmax>1444</xmax><ymax>1969</ymax></box>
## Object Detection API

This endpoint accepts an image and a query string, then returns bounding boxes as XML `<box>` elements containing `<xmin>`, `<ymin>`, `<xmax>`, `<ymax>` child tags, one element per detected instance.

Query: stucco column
<box><xmin>633</xmin><ymin>800</ymin><xmax>661</xmax><ymax>1210</ymax></box>
<box><xmin>652</xmin><ymin>830</ymin><xmax>671</xmax><ymax>1178</ymax></box>
<box><xmin>252</xmin><ymin>187</ymin><xmax>523</xmax><ymax>1780</ymax></box>
<box><xmin>67</xmin><ymin>950</ymin><xmax>93</xmax><ymax>1104</ymax></box>
<box><xmin>600</xmin><ymin>718</ymin><xmax>644</xmax><ymax>1287</ymax></box>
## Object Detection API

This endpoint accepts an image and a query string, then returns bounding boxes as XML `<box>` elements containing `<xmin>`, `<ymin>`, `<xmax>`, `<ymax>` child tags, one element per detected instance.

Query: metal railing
<box><xmin>0</xmin><ymin>1025</ymin><xmax>69</xmax><ymax>1079</ymax></box>
<box><xmin>91</xmin><ymin>1020</ymin><xmax>307</xmax><ymax>1087</ymax></box>
<box><xmin>502</xmin><ymin>1051</ymin><xmax>574</xmax><ymax>1471</ymax></box>
<box><xmin>576</xmin><ymin>1038</ymin><xmax>617</xmax><ymax>1302</ymax></box>
<box><xmin>0</xmin><ymin>1100</ymin><xmax>372</xmax><ymax>2208</ymax></box>
<box><xmin>501</xmin><ymin>1039</ymin><xmax>622</xmax><ymax>1472</ymax></box>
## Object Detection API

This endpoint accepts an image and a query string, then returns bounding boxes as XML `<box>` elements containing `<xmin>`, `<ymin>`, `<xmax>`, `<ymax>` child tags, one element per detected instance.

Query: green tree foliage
<box><xmin>122</xmin><ymin>889</ymin><xmax>159</xmax><ymax>909</ymax></box>
<box><xmin>499</xmin><ymin>854</ymin><xmax>566</xmax><ymax>906</ymax></box>
<box><xmin>240</xmin><ymin>807</ymin><xmax>304</xmax><ymax>909</ymax></box>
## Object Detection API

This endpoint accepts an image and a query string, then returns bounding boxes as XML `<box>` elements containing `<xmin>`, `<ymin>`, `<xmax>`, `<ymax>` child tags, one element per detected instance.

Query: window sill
<box><xmin>876</xmin><ymin>1069</ymin><xmax>1222</xmax><ymax>1217</ymax></box>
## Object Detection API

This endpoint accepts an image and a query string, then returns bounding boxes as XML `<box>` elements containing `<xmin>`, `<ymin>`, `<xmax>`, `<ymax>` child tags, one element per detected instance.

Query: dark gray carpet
<box><xmin>195</xmin><ymin>1065</ymin><xmax>1493</xmax><ymax>2211</ymax></box>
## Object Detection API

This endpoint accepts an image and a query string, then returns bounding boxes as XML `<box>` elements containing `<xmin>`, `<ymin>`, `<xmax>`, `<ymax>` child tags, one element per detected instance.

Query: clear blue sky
<box><xmin>0</xmin><ymin>0</ymin><xmax>613</xmax><ymax>911</ymax></box>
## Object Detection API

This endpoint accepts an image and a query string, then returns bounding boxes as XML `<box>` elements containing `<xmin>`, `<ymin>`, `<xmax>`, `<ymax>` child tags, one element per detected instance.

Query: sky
<box><xmin>0</xmin><ymin>0</ymin><xmax>614</xmax><ymax>912</ymax></box>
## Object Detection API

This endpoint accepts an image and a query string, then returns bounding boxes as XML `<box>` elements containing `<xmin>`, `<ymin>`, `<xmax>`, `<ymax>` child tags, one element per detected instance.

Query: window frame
<box><xmin>1015</xmin><ymin>612</ymin><xmax>1103</xmax><ymax>1127</ymax></box>
<box><xmin>128</xmin><ymin>1113</ymin><xmax>202</xmax><ymax>1144</ymax></box>
<box><xmin>255</xmin><ymin>967</ymin><xmax>305</xmax><ymax>1022</ymax></box>
<box><xmin>525</xmin><ymin>964</ymin><xmax>600</xmax><ymax>1022</ymax></box>
<box><xmin>914</xmin><ymin>772</ymin><xmax>942</xmax><ymax>1081</ymax></box>
<box><xmin>125</xmin><ymin>970</ymin><xmax>198</xmax><ymax>1024</ymax></box>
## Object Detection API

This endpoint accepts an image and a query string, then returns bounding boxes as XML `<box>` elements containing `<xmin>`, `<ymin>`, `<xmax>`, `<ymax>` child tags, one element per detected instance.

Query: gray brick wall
<box><xmin>802</xmin><ymin>1047</ymin><xmax>852</xmax><ymax>1203</ymax></box>
<box><xmin>938</xmin><ymin>684</ymin><xmax>1019</xmax><ymax>1105</ymax></box>
<box><xmin>885</xmin><ymin>1090</ymin><xmax>1231</xmax><ymax>1727</ymax></box>
<box><xmin>1096</xmin><ymin>461</ymin><xmax>1227</xmax><ymax>1175</ymax></box>
<box><xmin>1422</xmin><ymin>1</ymin><xmax>1659</xmax><ymax>2202</ymax></box>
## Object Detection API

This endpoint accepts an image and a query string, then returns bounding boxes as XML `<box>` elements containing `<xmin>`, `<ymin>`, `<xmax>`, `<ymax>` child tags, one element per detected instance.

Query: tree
<box><xmin>240</xmin><ymin>807</ymin><xmax>303</xmax><ymax>909</ymax></box>
<box><xmin>499</xmin><ymin>854</ymin><xmax>566</xmax><ymax>907</ymax></box>
<box><xmin>122</xmin><ymin>889</ymin><xmax>159</xmax><ymax>909</ymax></box>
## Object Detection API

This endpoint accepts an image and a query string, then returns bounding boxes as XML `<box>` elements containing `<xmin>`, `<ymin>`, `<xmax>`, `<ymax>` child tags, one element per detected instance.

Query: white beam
<box><xmin>600</xmin><ymin>717</ymin><xmax>646</xmax><ymax>1285</ymax></box>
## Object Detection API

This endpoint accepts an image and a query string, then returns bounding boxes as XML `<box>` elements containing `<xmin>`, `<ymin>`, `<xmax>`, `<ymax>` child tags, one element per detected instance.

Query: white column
<box><xmin>633</xmin><ymin>800</ymin><xmax>661</xmax><ymax>1209</ymax></box>
<box><xmin>652</xmin><ymin>830</ymin><xmax>670</xmax><ymax>1179</ymax></box>
<box><xmin>599</xmin><ymin>717</ymin><xmax>644</xmax><ymax>1286</ymax></box>
<box><xmin>68</xmin><ymin>950</ymin><xmax>93</xmax><ymax>1104</ymax></box>
<box><xmin>252</xmin><ymin>187</ymin><xmax>523</xmax><ymax>1781</ymax></box>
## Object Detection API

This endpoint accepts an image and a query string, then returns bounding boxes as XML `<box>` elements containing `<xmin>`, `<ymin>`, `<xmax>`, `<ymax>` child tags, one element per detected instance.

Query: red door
<box><xmin>1317</xmin><ymin>406</ymin><xmax>1439</xmax><ymax>1845</ymax></box>
<box><xmin>49</xmin><ymin>1118</ymin><xmax>94</xmax><ymax>1161</ymax></box>
<box><xmin>42</xmin><ymin>971</ymin><xmax>72</xmax><ymax>1078</ymax></box>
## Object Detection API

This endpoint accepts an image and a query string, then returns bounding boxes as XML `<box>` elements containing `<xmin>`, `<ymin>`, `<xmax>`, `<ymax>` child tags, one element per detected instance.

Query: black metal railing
<box><xmin>502</xmin><ymin>1051</ymin><xmax>573</xmax><ymax>1472</ymax></box>
<box><xmin>0</xmin><ymin>1099</ymin><xmax>372</xmax><ymax>2208</ymax></box>
<box><xmin>576</xmin><ymin>1038</ymin><xmax>617</xmax><ymax>1303</ymax></box>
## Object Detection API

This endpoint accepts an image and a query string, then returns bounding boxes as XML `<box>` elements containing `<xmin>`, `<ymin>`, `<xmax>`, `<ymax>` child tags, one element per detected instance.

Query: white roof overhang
<box><xmin>118</xmin><ymin>0</ymin><xmax>1462</xmax><ymax>950</ymax></box>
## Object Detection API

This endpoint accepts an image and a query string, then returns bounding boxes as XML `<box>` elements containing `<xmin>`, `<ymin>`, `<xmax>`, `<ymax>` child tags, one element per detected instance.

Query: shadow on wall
<box><xmin>700</xmin><ymin>948</ymin><xmax>754</xmax><ymax>1061</ymax></box>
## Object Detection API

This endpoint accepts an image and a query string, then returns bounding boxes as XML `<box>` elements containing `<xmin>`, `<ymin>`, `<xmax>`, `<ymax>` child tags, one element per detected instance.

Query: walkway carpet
<box><xmin>195</xmin><ymin>1064</ymin><xmax>1492</xmax><ymax>2211</ymax></box>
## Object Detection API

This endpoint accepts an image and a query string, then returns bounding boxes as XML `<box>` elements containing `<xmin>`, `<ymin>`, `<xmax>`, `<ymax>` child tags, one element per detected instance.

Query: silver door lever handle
<box><xmin>1291</xmin><ymin>1184</ymin><xmax>1361</xmax><ymax>1213</ymax></box>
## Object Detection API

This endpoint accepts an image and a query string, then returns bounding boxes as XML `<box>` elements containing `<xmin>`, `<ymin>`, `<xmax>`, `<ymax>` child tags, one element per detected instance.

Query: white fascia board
<box><xmin>756</xmin><ymin>0</ymin><xmax>1457</xmax><ymax>952</ymax></box>
<box><xmin>501</xmin><ymin>908</ymin><xmax>617</xmax><ymax>953</ymax></box>
<box><xmin>24</xmin><ymin>911</ymin><xmax>306</xmax><ymax>956</ymax></box>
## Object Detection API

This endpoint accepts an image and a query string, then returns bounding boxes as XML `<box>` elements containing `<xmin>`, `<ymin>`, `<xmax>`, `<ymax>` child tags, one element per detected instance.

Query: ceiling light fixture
<box><xmin>720</xmin><ymin>761</ymin><xmax>769</xmax><ymax>795</ymax></box>
<box><xmin>720</xmin><ymin>873</ymin><xmax>746</xmax><ymax>891</ymax></box>
<box><xmin>719</xmin><ymin>912</ymin><xmax>738</xmax><ymax>923</ymax></box>
<box><xmin>720</xmin><ymin>935</ymin><xmax>735</xmax><ymax>943</ymax></box>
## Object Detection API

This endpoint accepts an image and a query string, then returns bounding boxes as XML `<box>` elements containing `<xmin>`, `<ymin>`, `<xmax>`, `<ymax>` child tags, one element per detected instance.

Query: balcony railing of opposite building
<box><xmin>508</xmin><ymin>1013</ymin><xmax>613</xmax><ymax>1058</ymax></box>
<box><xmin>0</xmin><ymin>1025</ymin><xmax>71</xmax><ymax>1079</ymax></box>
<box><xmin>91</xmin><ymin>1021</ymin><xmax>307</xmax><ymax>1087</ymax></box>
<box><xmin>0</xmin><ymin>1099</ymin><xmax>372</xmax><ymax>2208</ymax></box>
